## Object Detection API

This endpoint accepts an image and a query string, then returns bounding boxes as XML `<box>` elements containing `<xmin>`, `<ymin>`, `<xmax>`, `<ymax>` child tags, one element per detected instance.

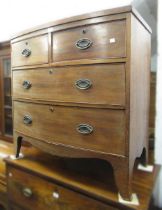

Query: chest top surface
<box><xmin>11</xmin><ymin>5</ymin><xmax>151</xmax><ymax>41</ymax></box>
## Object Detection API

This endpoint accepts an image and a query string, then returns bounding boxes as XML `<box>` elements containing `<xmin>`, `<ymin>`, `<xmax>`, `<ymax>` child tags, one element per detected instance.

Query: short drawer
<box><xmin>12</xmin><ymin>64</ymin><xmax>126</xmax><ymax>106</ymax></box>
<box><xmin>14</xmin><ymin>101</ymin><xmax>126</xmax><ymax>155</ymax></box>
<box><xmin>7</xmin><ymin>166</ymin><xmax>119</xmax><ymax>210</ymax></box>
<box><xmin>52</xmin><ymin>20</ymin><xmax>126</xmax><ymax>62</ymax></box>
<box><xmin>12</xmin><ymin>35</ymin><xmax>49</xmax><ymax>67</ymax></box>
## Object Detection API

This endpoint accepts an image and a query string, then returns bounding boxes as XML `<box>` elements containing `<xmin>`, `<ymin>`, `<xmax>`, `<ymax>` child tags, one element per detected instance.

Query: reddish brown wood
<box><xmin>128</xmin><ymin>13</ymin><xmax>151</xmax><ymax>178</ymax></box>
<box><xmin>0</xmin><ymin>140</ymin><xmax>14</xmax><ymax>210</ymax></box>
<box><xmin>5</xmin><ymin>147</ymin><xmax>160</xmax><ymax>210</ymax></box>
<box><xmin>0</xmin><ymin>41</ymin><xmax>13</xmax><ymax>142</ymax></box>
<box><xmin>52</xmin><ymin>20</ymin><xmax>126</xmax><ymax>62</ymax></box>
<box><xmin>13</xmin><ymin>64</ymin><xmax>126</xmax><ymax>107</ymax></box>
<box><xmin>8</xmin><ymin>166</ymin><xmax>118</xmax><ymax>210</ymax></box>
<box><xmin>12</xmin><ymin>35</ymin><xmax>49</xmax><ymax>67</ymax></box>
<box><xmin>11</xmin><ymin>6</ymin><xmax>151</xmax><ymax>201</ymax></box>
<box><xmin>14</xmin><ymin>101</ymin><xmax>126</xmax><ymax>155</ymax></box>
<box><xmin>149</xmin><ymin>72</ymin><xmax>156</xmax><ymax>138</ymax></box>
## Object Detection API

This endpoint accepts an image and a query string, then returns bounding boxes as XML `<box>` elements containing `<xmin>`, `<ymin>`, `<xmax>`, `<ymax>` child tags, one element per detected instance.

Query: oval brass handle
<box><xmin>22</xmin><ymin>188</ymin><xmax>33</xmax><ymax>198</ymax></box>
<box><xmin>22</xmin><ymin>80</ymin><xmax>32</xmax><ymax>89</ymax></box>
<box><xmin>75</xmin><ymin>38</ymin><xmax>92</xmax><ymax>50</ymax></box>
<box><xmin>21</xmin><ymin>48</ymin><xmax>31</xmax><ymax>57</ymax></box>
<box><xmin>23</xmin><ymin>115</ymin><xmax>32</xmax><ymax>125</ymax></box>
<box><xmin>75</xmin><ymin>79</ymin><xmax>92</xmax><ymax>90</ymax></box>
<box><xmin>77</xmin><ymin>124</ymin><xmax>93</xmax><ymax>135</ymax></box>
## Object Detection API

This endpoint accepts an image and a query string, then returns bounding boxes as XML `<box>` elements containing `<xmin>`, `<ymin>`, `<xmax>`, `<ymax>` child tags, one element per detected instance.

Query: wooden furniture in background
<box><xmin>5</xmin><ymin>147</ymin><xmax>160</xmax><ymax>210</ymax></box>
<box><xmin>11</xmin><ymin>6</ymin><xmax>151</xmax><ymax>200</ymax></box>
<box><xmin>0</xmin><ymin>43</ymin><xmax>13</xmax><ymax>209</ymax></box>
<box><xmin>0</xmin><ymin>41</ymin><xmax>12</xmax><ymax>142</ymax></box>
<box><xmin>0</xmin><ymin>140</ymin><xmax>13</xmax><ymax>210</ymax></box>
<box><xmin>149</xmin><ymin>72</ymin><xmax>156</xmax><ymax>140</ymax></box>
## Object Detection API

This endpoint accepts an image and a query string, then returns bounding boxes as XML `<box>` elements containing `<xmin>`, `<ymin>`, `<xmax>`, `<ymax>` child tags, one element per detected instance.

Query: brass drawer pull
<box><xmin>49</xmin><ymin>69</ymin><xmax>53</xmax><ymax>74</ymax></box>
<box><xmin>23</xmin><ymin>115</ymin><xmax>32</xmax><ymax>125</ymax></box>
<box><xmin>75</xmin><ymin>38</ymin><xmax>92</xmax><ymax>50</ymax></box>
<box><xmin>21</xmin><ymin>48</ymin><xmax>31</xmax><ymax>57</ymax></box>
<box><xmin>52</xmin><ymin>191</ymin><xmax>59</xmax><ymax>199</ymax></box>
<box><xmin>22</xmin><ymin>80</ymin><xmax>32</xmax><ymax>89</ymax></box>
<box><xmin>22</xmin><ymin>188</ymin><xmax>33</xmax><ymax>198</ymax></box>
<box><xmin>75</xmin><ymin>79</ymin><xmax>92</xmax><ymax>90</ymax></box>
<box><xmin>77</xmin><ymin>124</ymin><xmax>93</xmax><ymax>135</ymax></box>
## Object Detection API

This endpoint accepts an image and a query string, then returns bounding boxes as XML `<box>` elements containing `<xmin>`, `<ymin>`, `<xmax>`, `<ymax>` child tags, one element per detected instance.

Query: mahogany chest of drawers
<box><xmin>11</xmin><ymin>6</ymin><xmax>151</xmax><ymax>201</ymax></box>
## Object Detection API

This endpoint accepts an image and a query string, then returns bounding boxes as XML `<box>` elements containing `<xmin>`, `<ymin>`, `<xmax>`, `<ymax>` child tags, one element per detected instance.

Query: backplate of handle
<box><xmin>21</xmin><ymin>48</ymin><xmax>31</xmax><ymax>57</ymax></box>
<box><xmin>75</xmin><ymin>38</ymin><xmax>92</xmax><ymax>50</ymax></box>
<box><xmin>22</xmin><ymin>80</ymin><xmax>32</xmax><ymax>89</ymax></box>
<box><xmin>77</xmin><ymin>124</ymin><xmax>93</xmax><ymax>135</ymax></box>
<box><xmin>23</xmin><ymin>115</ymin><xmax>32</xmax><ymax>125</ymax></box>
<box><xmin>75</xmin><ymin>79</ymin><xmax>92</xmax><ymax>90</ymax></box>
<box><xmin>22</xmin><ymin>188</ymin><xmax>33</xmax><ymax>198</ymax></box>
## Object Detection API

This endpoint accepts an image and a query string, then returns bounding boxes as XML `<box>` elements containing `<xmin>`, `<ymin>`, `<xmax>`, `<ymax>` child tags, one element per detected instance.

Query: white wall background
<box><xmin>0</xmin><ymin>0</ymin><xmax>161</xmax><ymax>207</ymax></box>
<box><xmin>0</xmin><ymin>0</ymin><xmax>131</xmax><ymax>41</ymax></box>
<box><xmin>154</xmin><ymin>0</ymin><xmax>162</xmax><ymax>206</ymax></box>
<box><xmin>132</xmin><ymin>0</ymin><xmax>157</xmax><ymax>71</ymax></box>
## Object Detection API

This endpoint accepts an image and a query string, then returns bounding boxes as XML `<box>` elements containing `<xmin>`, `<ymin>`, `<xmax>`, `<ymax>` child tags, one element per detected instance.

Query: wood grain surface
<box><xmin>14</xmin><ymin>101</ymin><xmax>126</xmax><ymax>155</ymax></box>
<box><xmin>13</xmin><ymin>64</ymin><xmax>126</xmax><ymax>107</ymax></box>
<box><xmin>11</xmin><ymin>6</ymin><xmax>151</xmax><ymax>201</ymax></box>
<box><xmin>5</xmin><ymin>147</ymin><xmax>160</xmax><ymax>210</ymax></box>
<box><xmin>12</xmin><ymin>35</ymin><xmax>49</xmax><ymax>67</ymax></box>
<box><xmin>52</xmin><ymin>20</ymin><xmax>126</xmax><ymax>62</ymax></box>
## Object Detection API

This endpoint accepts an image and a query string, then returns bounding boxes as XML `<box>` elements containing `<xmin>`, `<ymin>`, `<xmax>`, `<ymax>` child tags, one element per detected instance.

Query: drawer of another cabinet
<box><xmin>52</xmin><ymin>20</ymin><xmax>126</xmax><ymax>62</ymax></box>
<box><xmin>12</xmin><ymin>34</ymin><xmax>48</xmax><ymax>67</ymax></box>
<box><xmin>7</xmin><ymin>166</ymin><xmax>119</xmax><ymax>210</ymax></box>
<box><xmin>14</xmin><ymin>101</ymin><xmax>126</xmax><ymax>155</ymax></box>
<box><xmin>10</xmin><ymin>204</ymin><xmax>22</xmax><ymax>210</ymax></box>
<box><xmin>12</xmin><ymin>64</ymin><xmax>126</xmax><ymax>107</ymax></box>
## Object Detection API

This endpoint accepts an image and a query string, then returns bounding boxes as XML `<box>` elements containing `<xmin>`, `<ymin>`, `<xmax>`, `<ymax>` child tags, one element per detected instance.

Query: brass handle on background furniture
<box><xmin>75</xmin><ymin>38</ymin><xmax>93</xmax><ymax>50</ymax></box>
<box><xmin>21</xmin><ymin>48</ymin><xmax>31</xmax><ymax>57</ymax></box>
<box><xmin>75</xmin><ymin>79</ymin><xmax>92</xmax><ymax>90</ymax></box>
<box><xmin>77</xmin><ymin>124</ymin><xmax>93</xmax><ymax>135</ymax></box>
<box><xmin>22</xmin><ymin>188</ymin><xmax>33</xmax><ymax>198</ymax></box>
<box><xmin>22</xmin><ymin>80</ymin><xmax>32</xmax><ymax>89</ymax></box>
<box><xmin>23</xmin><ymin>115</ymin><xmax>32</xmax><ymax>125</ymax></box>
<box><xmin>52</xmin><ymin>191</ymin><xmax>59</xmax><ymax>199</ymax></box>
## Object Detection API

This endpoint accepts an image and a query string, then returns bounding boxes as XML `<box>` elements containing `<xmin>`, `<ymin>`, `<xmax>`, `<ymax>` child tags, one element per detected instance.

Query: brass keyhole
<box><xmin>49</xmin><ymin>106</ymin><xmax>54</xmax><ymax>112</ymax></box>
<box><xmin>82</xmin><ymin>29</ymin><xmax>87</xmax><ymax>34</ymax></box>
<box><xmin>9</xmin><ymin>172</ymin><xmax>13</xmax><ymax>177</ymax></box>
<box><xmin>49</xmin><ymin>69</ymin><xmax>53</xmax><ymax>74</ymax></box>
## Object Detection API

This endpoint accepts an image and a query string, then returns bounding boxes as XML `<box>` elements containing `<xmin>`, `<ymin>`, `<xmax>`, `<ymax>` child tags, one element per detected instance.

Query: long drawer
<box><xmin>8</xmin><ymin>166</ymin><xmax>119</xmax><ymax>210</ymax></box>
<box><xmin>12</xmin><ymin>34</ymin><xmax>49</xmax><ymax>67</ymax></box>
<box><xmin>12</xmin><ymin>64</ymin><xmax>126</xmax><ymax>107</ymax></box>
<box><xmin>14</xmin><ymin>101</ymin><xmax>126</xmax><ymax>155</ymax></box>
<box><xmin>52</xmin><ymin>20</ymin><xmax>126</xmax><ymax>62</ymax></box>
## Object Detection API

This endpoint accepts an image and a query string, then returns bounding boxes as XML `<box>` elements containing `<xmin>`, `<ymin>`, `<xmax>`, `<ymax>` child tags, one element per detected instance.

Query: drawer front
<box><xmin>8</xmin><ymin>166</ymin><xmax>119</xmax><ymax>210</ymax></box>
<box><xmin>12</xmin><ymin>35</ymin><xmax>48</xmax><ymax>67</ymax></box>
<box><xmin>52</xmin><ymin>20</ymin><xmax>126</xmax><ymax>62</ymax></box>
<box><xmin>14</xmin><ymin>101</ymin><xmax>126</xmax><ymax>155</ymax></box>
<box><xmin>0</xmin><ymin>184</ymin><xmax>7</xmax><ymax>210</ymax></box>
<box><xmin>10</xmin><ymin>204</ymin><xmax>24</xmax><ymax>210</ymax></box>
<box><xmin>13</xmin><ymin>64</ymin><xmax>125</xmax><ymax>106</ymax></box>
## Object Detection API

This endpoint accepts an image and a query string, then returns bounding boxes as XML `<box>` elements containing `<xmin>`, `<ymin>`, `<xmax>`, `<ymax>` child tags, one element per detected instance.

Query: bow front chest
<box><xmin>11</xmin><ymin>6</ymin><xmax>151</xmax><ymax>201</ymax></box>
